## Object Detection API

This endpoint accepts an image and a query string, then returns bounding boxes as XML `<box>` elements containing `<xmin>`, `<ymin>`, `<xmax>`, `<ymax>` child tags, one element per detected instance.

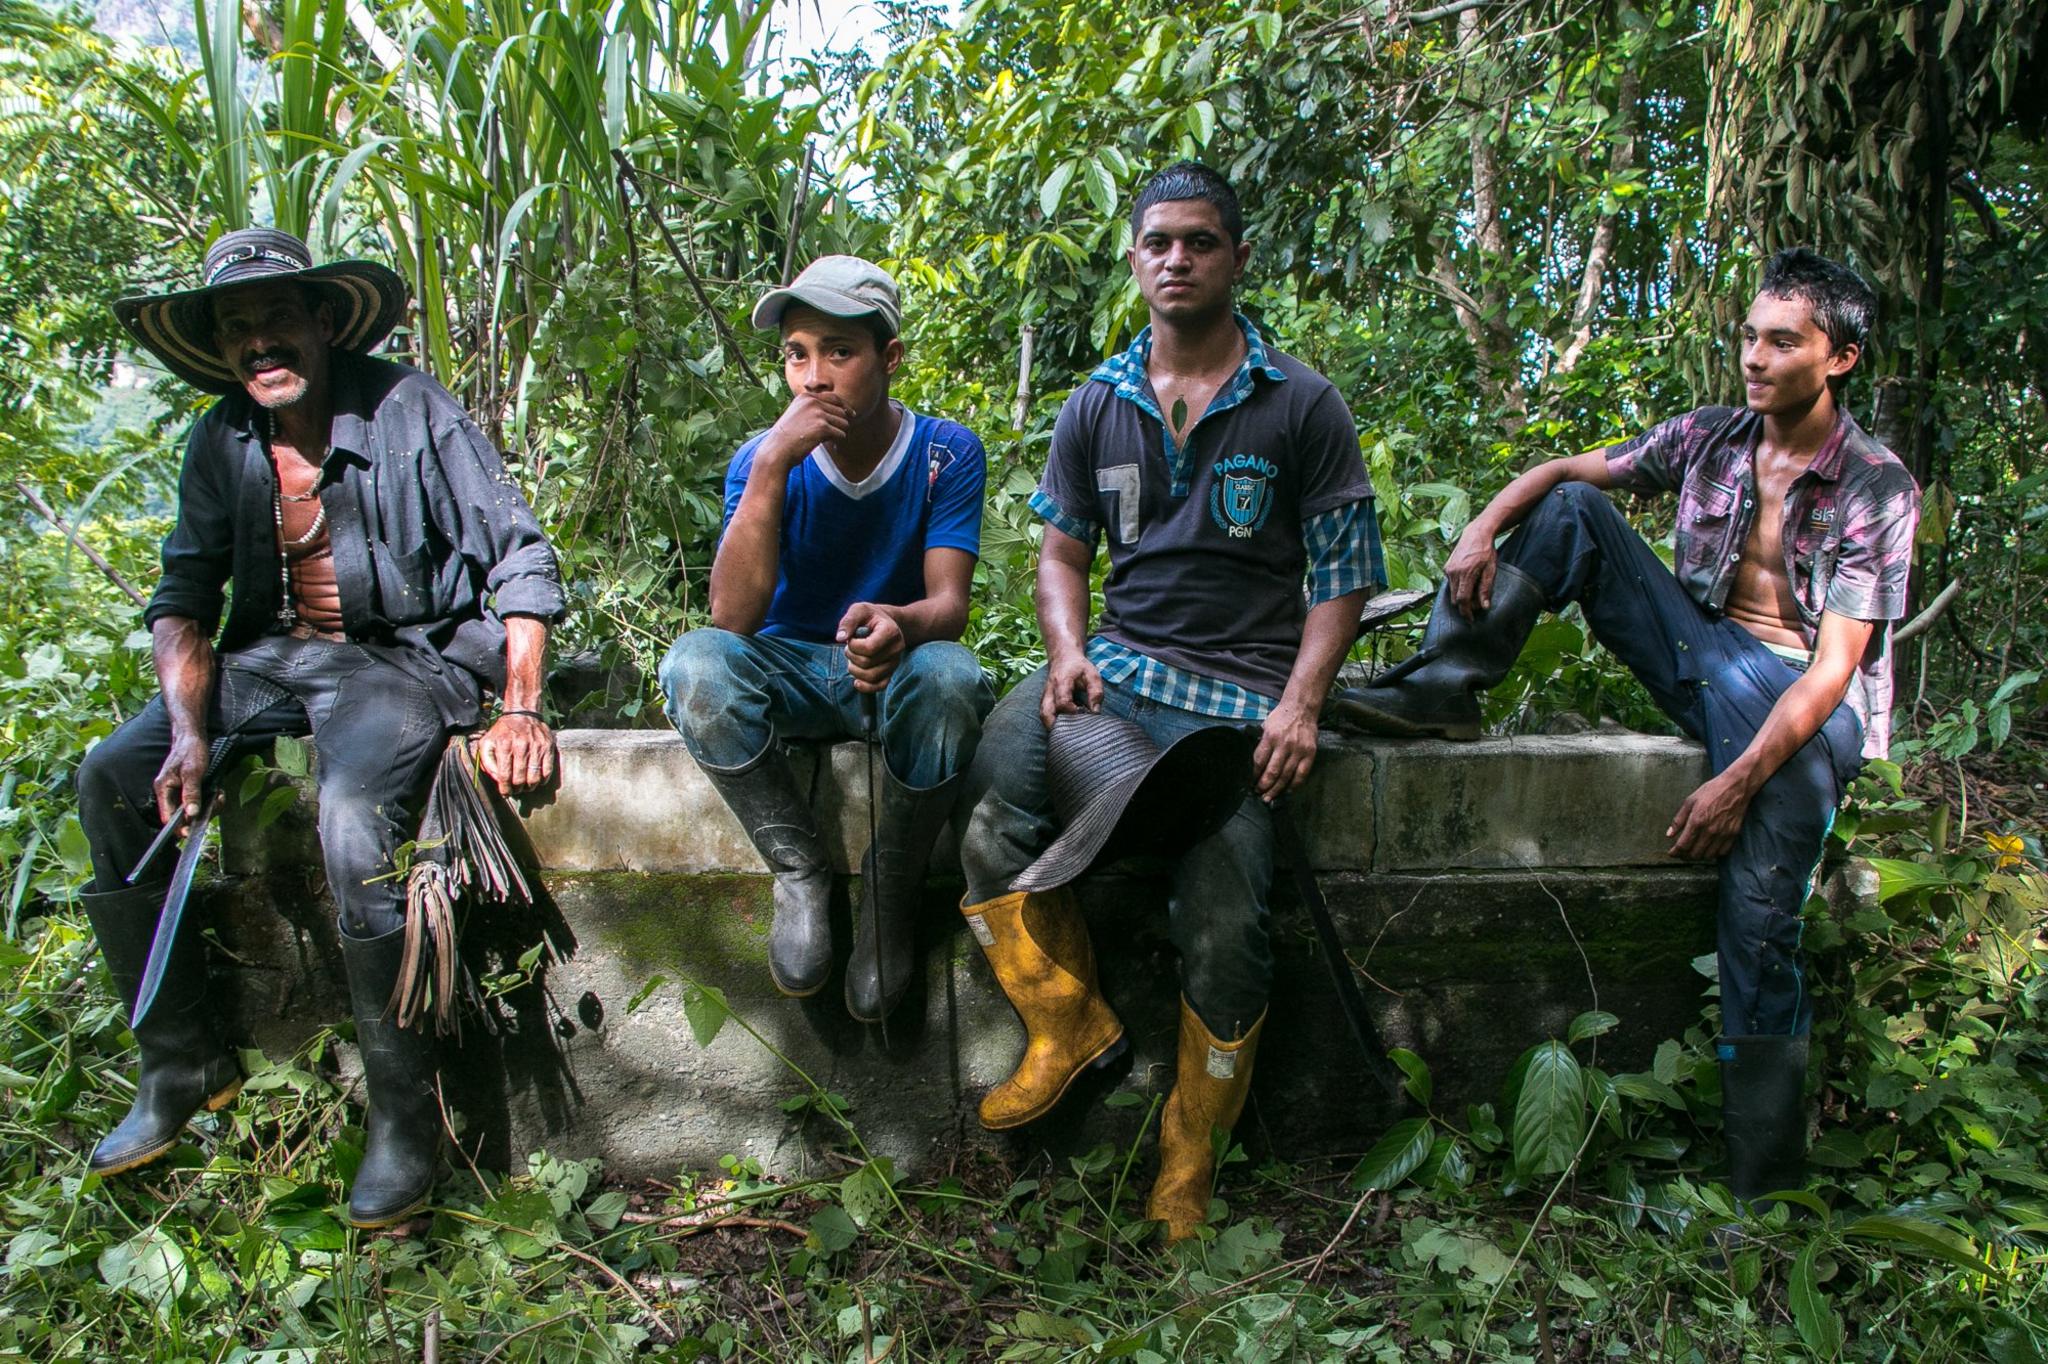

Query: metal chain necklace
<box><xmin>266</xmin><ymin>410</ymin><xmax>329</xmax><ymax>627</ymax></box>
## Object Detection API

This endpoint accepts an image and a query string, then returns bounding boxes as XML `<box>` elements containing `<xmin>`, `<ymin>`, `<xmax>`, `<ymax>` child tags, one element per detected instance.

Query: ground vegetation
<box><xmin>0</xmin><ymin>0</ymin><xmax>2043</xmax><ymax>1356</ymax></box>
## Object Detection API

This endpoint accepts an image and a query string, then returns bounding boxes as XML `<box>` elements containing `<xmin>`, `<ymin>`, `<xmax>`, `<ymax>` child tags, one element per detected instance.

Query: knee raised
<box><xmin>898</xmin><ymin>642</ymin><xmax>987</xmax><ymax>707</ymax></box>
<box><xmin>659</xmin><ymin>629</ymin><xmax>748</xmax><ymax>701</ymax></box>
<box><xmin>1546</xmin><ymin>480</ymin><xmax>1606</xmax><ymax>516</ymax></box>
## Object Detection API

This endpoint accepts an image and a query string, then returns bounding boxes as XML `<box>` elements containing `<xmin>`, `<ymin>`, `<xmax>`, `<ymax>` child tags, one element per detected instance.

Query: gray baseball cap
<box><xmin>751</xmin><ymin>254</ymin><xmax>901</xmax><ymax>339</ymax></box>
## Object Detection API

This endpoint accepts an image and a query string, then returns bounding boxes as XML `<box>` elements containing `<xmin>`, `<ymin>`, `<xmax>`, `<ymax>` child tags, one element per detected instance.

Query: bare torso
<box><xmin>1722</xmin><ymin>442</ymin><xmax>1810</xmax><ymax>651</ymax></box>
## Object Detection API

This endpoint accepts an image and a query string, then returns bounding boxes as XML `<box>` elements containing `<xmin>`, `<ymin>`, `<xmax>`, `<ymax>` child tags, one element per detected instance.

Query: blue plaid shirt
<box><xmin>1032</xmin><ymin>317</ymin><xmax>1384</xmax><ymax>720</ymax></box>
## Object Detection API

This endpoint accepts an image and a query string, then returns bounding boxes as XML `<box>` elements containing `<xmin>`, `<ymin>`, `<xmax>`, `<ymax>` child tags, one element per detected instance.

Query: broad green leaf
<box><xmin>1082</xmin><ymin>156</ymin><xmax>1116</xmax><ymax>215</ymax></box>
<box><xmin>1788</xmin><ymin>1239</ymin><xmax>1844</xmax><ymax>1358</ymax></box>
<box><xmin>840</xmin><ymin>1161</ymin><xmax>894</xmax><ymax>1228</ymax></box>
<box><xmin>1512</xmin><ymin>1041</ymin><xmax>1586</xmax><ymax>1177</ymax></box>
<box><xmin>1865</xmin><ymin>857</ymin><xmax>1958</xmax><ymax>903</ymax></box>
<box><xmin>1568</xmin><ymin>1010</ymin><xmax>1620</xmax><ymax>1044</ymax></box>
<box><xmin>1842</xmin><ymin>1214</ymin><xmax>1999</xmax><ymax>1276</ymax></box>
<box><xmin>1184</xmin><ymin>99</ymin><xmax>1216</xmax><ymax>146</ymax></box>
<box><xmin>806</xmin><ymin>1205</ymin><xmax>857</xmax><ymax>1254</ymax></box>
<box><xmin>1389</xmin><ymin>1047</ymin><xmax>1432</xmax><ymax>1106</ymax></box>
<box><xmin>1349</xmin><ymin>1117</ymin><xmax>1433</xmax><ymax>1192</ymax></box>
<box><xmin>682</xmin><ymin>982</ymin><xmax>729</xmax><ymax>1047</ymax></box>
<box><xmin>98</xmin><ymin>1229</ymin><xmax>188</xmax><ymax>1318</ymax></box>
<box><xmin>1039</xmin><ymin>159</ymin><xmax>1078</xmax><ymax>219</ymax></box>
<box><xmin>273</xmin><ymin>735</ymin><xmax>310</xmax><ymax>778</ymax></box>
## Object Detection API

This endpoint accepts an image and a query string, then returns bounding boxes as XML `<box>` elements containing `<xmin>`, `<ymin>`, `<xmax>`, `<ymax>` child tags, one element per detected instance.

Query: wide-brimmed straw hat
<box><xmin>113</xmin><ymin>228</ymin><xmax>409</xmax><ymax>394</ymax></box>
<box><xmin>1012</xmin><ymin>709</ymin><xmax>1256</xmax><ymax>894</ymax></box>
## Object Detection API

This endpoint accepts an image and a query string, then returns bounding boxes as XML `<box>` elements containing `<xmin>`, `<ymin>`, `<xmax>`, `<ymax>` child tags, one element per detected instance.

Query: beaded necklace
<box><xmin>266</xmin><ymin>410</ymin><xmax>328</xmax><ymax>628</ymax></box>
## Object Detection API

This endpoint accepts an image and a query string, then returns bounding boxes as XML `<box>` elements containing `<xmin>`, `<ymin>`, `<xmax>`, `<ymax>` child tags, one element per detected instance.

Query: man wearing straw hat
<box><xmin>954</xmin><ymin>164</ymin><xmax>1385</xmax><ymax>1241</ymax></box>
<box><xmin>77</xmin><ymin>227</ymin><xmax>565</xmax><ymax>1228</ymax></box>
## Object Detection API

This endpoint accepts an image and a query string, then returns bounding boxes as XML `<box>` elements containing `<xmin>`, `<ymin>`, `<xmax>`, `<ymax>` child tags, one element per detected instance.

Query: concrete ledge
<box><xmin>210</xmin><ymin>725</ymin><xmax>1723</xmax><ymax>1177</ymax></box>
<box><xmin>223</xmin><ymin>729</ymin><xmax>1710</xmax><ymax>878</ymax></box>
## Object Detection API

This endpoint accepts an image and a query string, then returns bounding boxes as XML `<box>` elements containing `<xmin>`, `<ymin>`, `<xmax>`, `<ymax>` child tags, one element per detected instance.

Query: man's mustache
<box><xmin>239</xmin><ymin>347</ymin><xmax>298</xmax><ymax>375</ymax></box>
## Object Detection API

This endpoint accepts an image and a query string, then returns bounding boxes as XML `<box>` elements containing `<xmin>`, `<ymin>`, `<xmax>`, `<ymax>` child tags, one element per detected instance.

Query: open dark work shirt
<box><xmin>144</xmin><ymin>352</ymin><xmax>566</xmax><ymax>726</ymax></box>
<box><xmin>1602</xmin><ymin>404</ymin><xmax>1919</xmax><ymax>758</ymax></box>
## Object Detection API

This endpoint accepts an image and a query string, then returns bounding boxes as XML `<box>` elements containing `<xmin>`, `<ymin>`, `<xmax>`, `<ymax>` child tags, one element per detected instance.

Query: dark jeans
<box><xmin>77</xmin><ymin>634</ymin><xmax>450</xmax><ymax>937</ymax></box>
<box><xmin>659</xmin><ymin>629</ymin><xmax>993</xmax><ymax>791</ymax></box>
<box><xmin>958</xmin><ymin>667</ymin><xmax>1274</xmax><ymax>1041</ymax></box>
<box><xmin>1501</xmin><ymin>483</ymin><xmax>1866</xmax><ymax>1037</ymax></box>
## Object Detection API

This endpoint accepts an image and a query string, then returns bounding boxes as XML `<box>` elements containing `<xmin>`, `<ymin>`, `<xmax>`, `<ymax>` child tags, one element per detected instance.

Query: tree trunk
<box><xmin>1457</xmin><ymin>6</ymin><xmax>1527</xmax><ymax>430</ymax></box>
<box><xmin>1555</xmin><ymin>65</ymin><xmax>1641</xmax><ymax>375</ymax></box>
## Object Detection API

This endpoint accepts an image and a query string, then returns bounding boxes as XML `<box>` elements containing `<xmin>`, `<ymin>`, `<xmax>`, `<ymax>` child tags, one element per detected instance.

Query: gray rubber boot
<box><xmin>845</xmin><ymin>772</ymin><xmax>957</xmax><ymax>1023</ymax></box>
<box><xmin>1720</xmin><ymin>1034</ymin><xmax>1810</xmax><ymax>1211</ymax></box>
<box><xmin>1324</xmin><ymin>562</ymin><xmax>1547</xmax><ymax>740</ymax></box>
<box><xmin>341</xmin><ymin>927</ymin><xmax>440</xmax><ymax>1228</ymax></box>
<box><xmin>82</xmin><ymin>880</ymin><xmax>242</xmax><ymax>1175</ymax></box>
<box><xmin>698</xmin><ymin>747</ymin><xmax>834</xmax><ymax>997</ymax></box>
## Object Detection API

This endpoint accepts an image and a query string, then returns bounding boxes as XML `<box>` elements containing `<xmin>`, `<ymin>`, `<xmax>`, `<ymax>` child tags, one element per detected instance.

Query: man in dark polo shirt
<box><xmin>1333</xmin><ymin>248</ymin><xmax>1919</xmax><ymax>1209</ymax></box>
<box><xmin>955</xmin><ymin>163</ymin><xmax>1385</xmax><ymax>1242</ymax></box>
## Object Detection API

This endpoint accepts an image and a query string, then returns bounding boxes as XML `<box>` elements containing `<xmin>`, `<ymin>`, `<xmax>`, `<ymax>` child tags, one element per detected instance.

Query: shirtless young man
<box><xmin>1334</xmin><ymin>248</ymin><xmax>1919</xmax><ymax>1206</ymax></box>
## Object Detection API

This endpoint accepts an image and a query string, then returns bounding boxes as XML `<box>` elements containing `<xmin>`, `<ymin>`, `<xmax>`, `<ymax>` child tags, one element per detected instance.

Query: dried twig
<box><xmin>1894</xmin><ymin>575</ymin><xmax>1964</xmax><ymax>645</ymax></box>
<box><xmin>14</xmin><ymin>481</ymin><xmax>148</xmax><ymax>608</ymax></box>
<box><xmin>612</xmin><ymin>150</ymin><xmax>763</xmax><ymax>386</ymax></box>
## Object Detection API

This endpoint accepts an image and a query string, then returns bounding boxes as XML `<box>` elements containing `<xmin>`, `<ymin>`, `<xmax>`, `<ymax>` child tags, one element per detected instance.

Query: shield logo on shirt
<box><xmin>1223</xmin><ymin>472</ymin><xmax>1267</xmax><ymax>528</ymax></box>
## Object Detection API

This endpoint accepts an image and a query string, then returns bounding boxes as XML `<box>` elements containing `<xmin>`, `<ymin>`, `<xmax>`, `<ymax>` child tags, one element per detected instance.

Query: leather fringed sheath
<box><xmin>392</xmin><ymin>735</ymin><xmax>536</xmax><ymax>1034</ymax></box>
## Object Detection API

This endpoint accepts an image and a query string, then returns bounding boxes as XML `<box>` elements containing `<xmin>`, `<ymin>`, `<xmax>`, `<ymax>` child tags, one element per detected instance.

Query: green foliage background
<box><xmin>0</xmin><ymin>0</ymin><xmax>2044</xmax><ymax>1356</ymax></box>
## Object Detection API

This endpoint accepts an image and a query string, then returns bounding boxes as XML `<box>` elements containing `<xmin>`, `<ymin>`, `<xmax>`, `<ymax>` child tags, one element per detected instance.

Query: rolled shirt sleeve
<box><xmin>1602</xmin><ymin>412</ymin><xmax>1697</xmax><ymax>495</ymax></box>
<box><xmin>1303</xmin><ymin>498</ymin><xmax>1386</xmax><ymax>606</ymax></box>
<box><xmin>143</xmin><ymin>417</ymin><xmax>234</xmax><ymax>634</ymax></box>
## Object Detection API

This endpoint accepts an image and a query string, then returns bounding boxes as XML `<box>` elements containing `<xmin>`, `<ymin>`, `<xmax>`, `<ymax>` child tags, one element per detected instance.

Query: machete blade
<box><xmin>129</xmin><ymin>791</ymin><xmax>221</xmax><ymax>1032</ymax></box>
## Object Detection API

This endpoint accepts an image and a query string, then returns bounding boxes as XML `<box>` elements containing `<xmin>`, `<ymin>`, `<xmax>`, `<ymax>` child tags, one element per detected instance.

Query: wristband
<box><xmin>497</xmin><ymin>708</ymin><xmax>545</xmax><ymax>723</ymax></box>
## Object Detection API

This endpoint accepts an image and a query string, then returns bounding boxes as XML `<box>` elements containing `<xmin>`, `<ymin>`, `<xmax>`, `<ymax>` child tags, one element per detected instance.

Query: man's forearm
<box><xmin>1035</xmin><ymin>555</ymin><xmax>1093</xmax><ymax>661</ymax></box>
<box><xmin>501</xmin><ymin>615</ymin><xmax>548</xmax><ymax>714</ymax></box>
<box><xmin>151</xmin><ymin>616</ymin><xmax>215</xmax><ymax>739</ymax></box>
<box><xmin>876</xmin><ymin>596</ymin><xmax>967</xmax><ymax>649</ymax></box>
<box><xmin>1470</xmin><ymin>451</ymin><xmax>1613</xmax><ymax>540</ymax></box>
<box><xmin>708</xmin><ymin>479</ymin><xmax>789</xmax><ymax>633</ymax></box>
<box><xmin>1721</xmin><ymin>669</ymin><xmax>1853</xmax><ymax>798</ymax></box>
<box><xmin>1281</xmin><ymin>591</ymin><xmax>1366</xmax><ymax>715</ymax></box>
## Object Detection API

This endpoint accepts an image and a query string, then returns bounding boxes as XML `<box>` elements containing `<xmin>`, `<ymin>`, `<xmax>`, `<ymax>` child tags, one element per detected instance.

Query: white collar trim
<box><xmin>809</xmin><ymin>402</ymin><xmax>915</xmax><ymax>500</ymax></box>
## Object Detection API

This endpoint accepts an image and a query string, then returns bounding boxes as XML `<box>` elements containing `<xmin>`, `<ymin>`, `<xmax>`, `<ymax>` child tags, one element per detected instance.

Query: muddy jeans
<box><xmin>1500</xmin><ymin>482</ymin><xmax>1867</xmax><ymax>1037</ymax></box>
<box><xmin>958</xmin><ymin>666</ymin><xmax>1274</xmax><ymax>1042</ymax></box>
<box><xmin>659</xmin><ymin>629</ymin><xmax>993</xmax><ymax>791</ymax></box>
<box><xmin>76</xmin><ymin>633</ymin><xmax>455</xmax><ymax>937</ymax></box>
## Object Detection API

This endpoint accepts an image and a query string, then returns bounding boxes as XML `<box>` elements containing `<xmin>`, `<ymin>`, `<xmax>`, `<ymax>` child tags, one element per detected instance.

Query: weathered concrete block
<box><xmin>1372</xmin><ymin>733</ymin><xmax>1709</xmax><ymax>871</ymax></box>
<box><xmin>205</xmin><ymin>724</ymin><xmax>1723</xmax><ymax>1177</ymax></box>
<box><xmin>208</xmin><ymin>859</ymin><xmax>1719</xmax><ymax>1179</ymax></box>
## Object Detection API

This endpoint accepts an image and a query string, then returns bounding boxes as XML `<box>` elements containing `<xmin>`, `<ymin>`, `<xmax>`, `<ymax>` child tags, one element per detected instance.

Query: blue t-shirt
<box><xmin>721</xmin><ymin>403</ymin><xmax>986</xmax><ymax>643</ymax></box>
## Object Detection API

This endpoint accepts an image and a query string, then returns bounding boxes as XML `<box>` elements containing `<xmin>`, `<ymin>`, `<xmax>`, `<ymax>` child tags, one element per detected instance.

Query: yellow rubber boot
<box><xmin>1147</xmin><ymin>998</ymin><xmax>1265</xmax><ymax>1242</ymax></box>
<box><xmin>963</xmin><ymin>890</ymin><xmax>1126</xmax><ymax>1129</ymax></box>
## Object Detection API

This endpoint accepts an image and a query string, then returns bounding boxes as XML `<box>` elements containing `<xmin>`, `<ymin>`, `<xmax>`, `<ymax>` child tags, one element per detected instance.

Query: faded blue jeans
<box><xmin>659</xmin><ymin>629</ymin><xmax>993</xmax><ymax>792</ymax></box>
<box><xmin>1501</xmin><ymin>482</ymin><xmax>1866</xmax><ymax>1038</ymax></box>
<box><xmin>958</xmin><ymin>667</ymin><xmax>1274</xmax><ymax>1042</ymax></box>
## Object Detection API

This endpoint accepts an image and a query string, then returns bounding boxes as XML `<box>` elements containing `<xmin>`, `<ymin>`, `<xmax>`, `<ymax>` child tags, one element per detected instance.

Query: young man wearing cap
<box><xmin>1331</xmin><ymin>248</ymin><xmax>1918</xmax><ymax>1207</ymax></box>
<box><xmin>81</xmin><ymin>228</ymin><xmax>564</xmax><ymax>1228</ymax></box>
<box><xmin>661</xmin><ymin>256</ymin><xmax>993</xmax><ymax>1023</ymax></box>
<box><xmin>954</xmin><ymin>163</ymin><xmax>1385</xmax><ymax>1241</ymax></box>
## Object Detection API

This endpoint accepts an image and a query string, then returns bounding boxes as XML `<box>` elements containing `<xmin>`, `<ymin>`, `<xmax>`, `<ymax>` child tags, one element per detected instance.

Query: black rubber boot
<box><xmin>81</xmin><ymin>880</ymin><xmax>242</xmax><ymax>1175</ymax></box>
<box><xmin>340</xmin><ymin>927</ymin><xmax>441</xmax><ymax>1229</ymax></box>
<box><xmin>699</xmin><ymin>748</ymin><xmax>834</xmax><ymax>997</ymax></box>
<box><xmin>845</xmin><ymin>772</ymin><xmax>957</xmax><ymax>1023</ymax></box>
<box><xmin>1720</xmin><ymin>1034</ymin><xmax>1810</xmax><ymax>1210</ymax></box>
<box><xmin>1324</xmin><ymin>563</ymin><xmax>1547</xmax><ymax>741</ymax></box>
